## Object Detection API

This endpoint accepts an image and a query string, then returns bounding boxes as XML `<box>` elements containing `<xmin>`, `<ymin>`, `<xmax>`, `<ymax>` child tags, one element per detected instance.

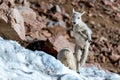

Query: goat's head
<box><xmin>72</xmin><ymin>8</ymin><xmax>85</xmax><ymax>25</ymax></box>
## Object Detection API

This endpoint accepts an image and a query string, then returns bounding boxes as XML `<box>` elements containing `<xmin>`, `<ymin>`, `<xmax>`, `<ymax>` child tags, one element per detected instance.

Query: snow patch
<box><xmin>0</xmin><ymin>38</ymin><xmax>120</xmax><ymax>80</ymax></box>
<box><xmin>0</xmin><ymin>38</ymin><xmax>81</xmax><ymax>80</ymax></box>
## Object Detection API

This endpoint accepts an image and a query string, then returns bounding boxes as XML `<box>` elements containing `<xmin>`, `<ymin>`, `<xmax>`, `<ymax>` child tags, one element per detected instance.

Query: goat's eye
<box><xmin>78</xmin><ymin>17</ymin><xmax>80</xmax><ymax>19</ymax></box>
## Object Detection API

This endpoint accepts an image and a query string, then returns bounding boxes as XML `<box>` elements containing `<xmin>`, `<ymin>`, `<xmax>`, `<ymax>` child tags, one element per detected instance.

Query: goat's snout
<box><xmin>73</xmin><ymin>22</ymin><xmax>76</xmax><ymax>25</ymax></box>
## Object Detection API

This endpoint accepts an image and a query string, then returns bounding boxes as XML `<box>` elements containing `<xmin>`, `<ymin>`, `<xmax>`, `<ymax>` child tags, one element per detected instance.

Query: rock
<box><xmin>115</xmin><ymin>13</ymin><xmax>120</xmax><ymax>22</ymax></box>
<box><xmin>16</xmin><ymin>6</ymin><xmax>36</xmax><ymax>20</ymax></box>
<box><xmin>41</xmin><ymin>29</ymin><xmax>52</xmax><ymax>38</ymax></box>
<box><xmin>49</xmin><ymin>35</ymin><xmax>75</xmax><ymax>52</ymax></box>
<box><xmin>36</xmin><ymin>1</ymin><xmax>48</xmax><ymax>13</ymax></box>
<box><xmin>58</xmin><ymin>0</ymin><xmax>66</xmax><ymax>4</ymax></box>
<box><xmin>8</xmin><ymin>0</ymin><xmax>15</xmax><ymax>7</ymax></box>
<box><xmin>28</xmin><ymin>30</ymin><xmax>46</xmax><ymax>40</ymax></box>
<box><xmin>25</xmin><ymin>36</ymin><xmax>33</xmax><ymax>41</ymax></box>
<box><xmin>100</xmin><ymin>37</ymin><xmax>108</xmax><ymax>42</ymax></box>
<box><xmin>109</xmin><ymin>53</ymin><xmax>120</xmax><ymax>62</ymax></box>
<box><xmin>47</xmin><ymin>20</ymin><xmax>66</xmax><ymax>28</ymax></box>
<box><xmin>15</xmin><ymin>0</ymin><xmax>29</xmax><ymax>7</ymax></box>
<box><xmin>87</xmin><ymin>51</ymin><xmax>95</xmax><ymax>63</ymax></box>
<box><xmin>0</xmin><ymin>0</ymin><xmax>3</xmax><ymax>4</ymax></box>
<box><xmin>25</xmin><ymin>17</ymin><xmax>46</xmax><ymax>32</ymax></box>
<box><xmin>102</xmin><ymin>0</ymin><xmax>112</xmax><ymax>6</ymax></box>
<box><xmin>89</xmin><ymin>20</ymin><xmax>95</xmax><ymax>25</ymax></box>
<box><xmin>14</xmin><ymin>0</ymin><xmax>23</xmax><ymax>4</ymax></box>
<box><xmin>55</xmin><ymin>5</ymin><xmax>62</xmax><ymax>13</ymax></box>
<box><xmin>79</xmin><ymin>0</ymin><xmax>96</xmax><ymax>7</ymax></box>
<box><xmin>110</xmin><ymin>0</ymin><xmax>115</xmax><ymax>2</ymax></box>
<box><xmin>51</xmin><ymin>5</ymin><xmax>62</xmax><ymax>13</ymax></box>
<box><xmin>25</xmin><ymin>16</ymin><xmax>46</xmax><ymax>40</ymax></box>
<box><xmin>117</xmin><ymin>45</ymin><xmax>120</xmax><ymax>53</ymax></box>
<box><xmin>46</xmin><ymin>25</ymin><xmax>66</xmax><ymax>36</ymax></box>
<box><xmin>0</xmin><ymin>5</ymin><xmax>26</xmax><ymax>41</ymax></box>
<box><xmin>0</xmin><ymin>2</ymin><xmax>8</xmax><ymax>9</ymax></box>
<box><xmin>71</xmin><ymin>1</ymin><xmax>78</xmax><ymax>6</ymax></box>
<box><xmin>26</xmin><ymin>39</ymin><xmax>58</xmax><ymax>58</ymax></box>
<box><xmin>53</xmin><ymin>12</ymin><xmax>63</xmax><ymax>21</ymax></box>
<box><xmin>0</xmin><ymin>3</ymin><xmax>9</xmax><ymax>22</ymax></box>
<box><xmin>9</xmin><ymin>8</ymin><xmax>26</xmax><ymax>40</ymax></box>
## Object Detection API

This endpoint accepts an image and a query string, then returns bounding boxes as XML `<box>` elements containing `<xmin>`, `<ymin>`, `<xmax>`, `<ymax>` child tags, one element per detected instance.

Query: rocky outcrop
<box><xmin>0</xmin><ymin>2</ymin><xmax>26</xmax><ymax>40</ymax></box>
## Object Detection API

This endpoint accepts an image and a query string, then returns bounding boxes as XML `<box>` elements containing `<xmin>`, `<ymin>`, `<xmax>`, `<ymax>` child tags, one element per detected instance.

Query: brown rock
<box><xmin>100</xmin><ymin>37</ymin><xmax>108</xmax><ymax>42</ymax></box>
<box><xmin>8</xmin><ymin>0</ymin><xmax>15</xmax><ymax>7</ymax></box>
<box><xmin>0</xmin><ymin>6</ymin><xmax>26</xmax><ymax>41</ymax></box>
<box><xmin>14</xmin><ymin>0</ymin><xmax>23</xmax><ymax>4</ymax></box>
<box><xmin>43</xmin><ymin>39</ymin><xmax>58</xmax><ymax>58</ymax></box>
<box><xmin>49</xmin><ymin>35</ymin><xmax>75</xmax><ymax>52</ymax></box>
<box><xmin>117</xmin><ymin>45</ymin><xmax>120</xmax><ymax>54</ymax></box>
<box><xmin>0</xmin><ymin>3</ymin><xmax>8</xmax><ymax>22</ymax></box>
<box><xmin>99</xmin><ymin>53</ymin><xmax>107</xmax><ymax>63</ymax></box>
<box><xmin>51</xmin><ymin>5</ymin><xmax>62</xmax><ymax>13</ymax></box>
<box><xmin>87</xmin><ymin>51</ymin><xmax>94</xmax><ymax>63</ymax></box>
<box><xmin>25</xmin><ymin>16</ymin><xmax>46</xmax><ymax>40</ymax></box>
<box><xmin>53</xmin><ymin>12</ymin><xmax>63</xmax><ymax>21</ymax></box>
<box><xmin>16</xmin><ymin>6</ymin><xmax>36</xmax><ymax>20</ymax></box>
<box><xmin>26</xmin><ymin>39</ymin><xmax>57</xmax><ymax>58</ymax></box>
<box><xmin>0</xmin><ymin>0</ymin><xmax>3</xmax><ymax>4</ymax></box>
<box><xmin>109</xmin><ymin>53</ymin><xmax>120</xmax><ymax>62</ymax></box>
<box><xmin>25</xmin><ymin>16</ymin><xmax>46</xmax><ymax>31</ymax></box>
<box><xmin>47</xmin><ymin>26</ymin><xmax>66</xmax><ymax>36</ymax></box>
<box><xmin>9</xmin><ymin>8</ymin><xmax>26</xmax><ymax>40</ymax></box>
<box><xmin>41</xmin><ymin>29</ymin><xmax>51</xmax><ymax>38</ymax></box>
<box><xmin>89</xmin><ymin>20</ymin><xmax>95</xmax><ymax>25</ymax></box>
<box><xmin>102</xmin><ymin>0</ymin><xmax>112</xmax><ymax>6</ymax></box>
<box><xmin>0</xmin><ymin>2</ymin><xmax>9</xmax><ymax>10</ymax></box>
<box><xmin>30</xmin><ymin>31</ymin><xmax>47</xmax><ymax>40</ymax></box>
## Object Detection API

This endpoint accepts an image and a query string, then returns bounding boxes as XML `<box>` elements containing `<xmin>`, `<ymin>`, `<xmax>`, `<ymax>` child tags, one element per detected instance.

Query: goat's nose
<box><xmin>73</xmin><ymin>22</ymin><xmax>76</xmax><ymax>24</ymax></box>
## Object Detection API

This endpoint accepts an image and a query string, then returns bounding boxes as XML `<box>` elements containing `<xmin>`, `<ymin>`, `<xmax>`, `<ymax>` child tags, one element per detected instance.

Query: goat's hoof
<box><xmin>77</xmin><ymin>71</ymin><xmax>80</xmax><ymax>74</ymax></box>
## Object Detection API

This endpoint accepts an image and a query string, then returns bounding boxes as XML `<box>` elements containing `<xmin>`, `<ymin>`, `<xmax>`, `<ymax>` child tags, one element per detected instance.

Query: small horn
<box><xmin>72</xmin><ymin>8</ymin><xmax>75</xmax><ymax>13</ymax></box>
<box><xmin>81</xmin><ymin>11</ymin><xmax>85</xmax><ymax>15</ymax></box>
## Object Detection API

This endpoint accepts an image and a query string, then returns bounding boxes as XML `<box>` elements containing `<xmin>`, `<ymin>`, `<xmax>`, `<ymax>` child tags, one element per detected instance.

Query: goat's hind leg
<box><xmin>80</xmin><ymin>42</ymin><xmax>90</xmax><ymax>67</ymax></box>
<box><xmin>75</xmin><ymin>45</ymin><xmax>82</xmax><ymax>73</ymax></box>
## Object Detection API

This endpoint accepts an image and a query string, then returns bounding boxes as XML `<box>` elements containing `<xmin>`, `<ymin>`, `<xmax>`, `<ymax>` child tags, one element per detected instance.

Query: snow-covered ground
<box><xmin>0</xmin><ymin>37</ymin><xmax>120</xmax><ymax>80</ymax></box>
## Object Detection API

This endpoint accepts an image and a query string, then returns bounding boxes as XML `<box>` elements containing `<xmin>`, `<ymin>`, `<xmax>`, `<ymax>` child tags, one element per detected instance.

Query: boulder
<box><xmin>0</xmin><ymin>4</ymin><xmax>26</xmax><ymax>40</ymax></box>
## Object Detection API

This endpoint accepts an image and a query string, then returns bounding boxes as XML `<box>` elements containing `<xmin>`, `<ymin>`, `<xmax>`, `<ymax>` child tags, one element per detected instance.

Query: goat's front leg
<box><xmin>85</xmin><ymin>31</ymin><xmax>92</xmax><ymax>43</ymax></box>
<box><xmin>78</xmin><ymin>31</ymin><xmax>92</xmax><ymax>43</ymax></box>
<box><xmin>78</xmin><ymin>31</ymin><xmax>88</xmax><ymax>41</ymax></box>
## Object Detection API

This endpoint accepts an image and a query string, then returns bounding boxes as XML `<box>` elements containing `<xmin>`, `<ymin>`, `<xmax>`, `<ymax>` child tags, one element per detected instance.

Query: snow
<box><xmin>0</xmin><ymin>38</ymin><xmax>81</xmax><ymax>80</ymax></box>
<box><xmin>80</xmin><ymin>67</ymin><xmax>120</xmax><ymax>80</ymax></box>
<box><xmin>0</xmin><ymin>37</ymin><xmax>120</xmax><ymax>80</ymax></box>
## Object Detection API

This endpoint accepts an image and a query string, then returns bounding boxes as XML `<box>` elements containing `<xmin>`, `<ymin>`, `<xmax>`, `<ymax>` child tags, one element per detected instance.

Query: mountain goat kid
<box><xmin>57</xmin><ymin>9</ymin><xmax>92</xmax><ymax>73</ymax></box>
<box><xmin>72</xmin><ymin>9</ymin><xmax>92</xmax><ymax>73</ymax></box>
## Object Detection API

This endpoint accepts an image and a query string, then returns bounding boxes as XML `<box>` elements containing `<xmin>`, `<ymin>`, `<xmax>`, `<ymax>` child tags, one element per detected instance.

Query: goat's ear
<box><xmin>72</xmin><ymin>8</ymin><xmax>75</xmax><ymax>13</ymax></box>
<box><xmin>81</xmin><ymin>11</ymin><xmax>85</xmax><ymax>15</ymax></box>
